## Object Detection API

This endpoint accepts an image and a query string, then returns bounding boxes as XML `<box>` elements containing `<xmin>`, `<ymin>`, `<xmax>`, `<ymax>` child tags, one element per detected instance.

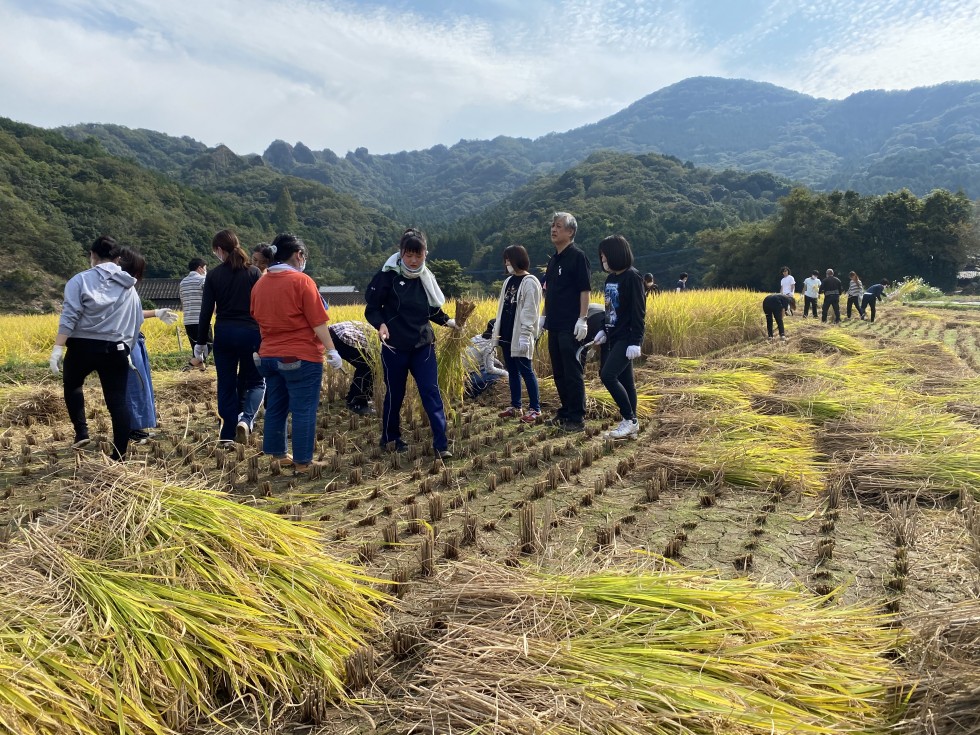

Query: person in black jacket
<box><xmin>591</xmin><ymin>235</ymin><xmax>646</xmax><ymax>440</ymax></box>
<box><xmin>196</xmin><ymin>229</ymin><xmax>265</xmax><ymax>446</ymax></box>
<box><xmin>860</xmin><ymin>279</ymin><xmax>890</xmax><ymax>322</ymax></box>
<box><xmin>543</xmin><ymin>211</ymin><xmax>592</xmax><ymax>433</ymax></box>
<box><xmin>365</xmin><ymin>228</ymin><xmax>456</xmax><ymax>459</ymax></box>
<box><xmin>762</xmin><ymin>293</ymin><xmax>796</xmax><ymax>339</ymax></box>
<box><xmin>819</xmin><ymin>268</ymin><xmax>843</xmax><ymax>323</ymax></box>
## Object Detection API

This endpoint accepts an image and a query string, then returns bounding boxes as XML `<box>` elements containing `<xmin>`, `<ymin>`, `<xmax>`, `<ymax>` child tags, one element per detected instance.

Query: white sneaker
<box><xmin>604</xmin><ymin>418</ymin><xmax>639</xmax><ymax>440</ymax></box>
<box><xmin>235</xmin><ymin>421</ymin><xmax>250</xmax><ymax>444</ymax></box>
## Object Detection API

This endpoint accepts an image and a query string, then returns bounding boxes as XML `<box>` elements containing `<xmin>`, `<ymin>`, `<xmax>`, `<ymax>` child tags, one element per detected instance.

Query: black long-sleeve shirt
<box><xmin>197</xmin><ymin>262</ymin><xmax>261</xmax><ymax>341</ymax></box>
<box><xmin>819</xmin><ymin>276</ymin><xmax>843</xmax><ymax>296</ymax></box>
<box><xmin>364</xmin><ymin>269</ymin><xmax>450</xmax><ymax>350</ymax></box>
<box><xmin>603</xmin><ymin>268</ymin><xmax>646</xmax><ymax>346</ymax></box>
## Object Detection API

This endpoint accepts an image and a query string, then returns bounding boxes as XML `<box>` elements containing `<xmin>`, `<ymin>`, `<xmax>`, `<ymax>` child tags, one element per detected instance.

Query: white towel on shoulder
<box><xmin>382</xmin><ymin>252</ymin><xmax>445</xmax><ymax>308</ymax></box>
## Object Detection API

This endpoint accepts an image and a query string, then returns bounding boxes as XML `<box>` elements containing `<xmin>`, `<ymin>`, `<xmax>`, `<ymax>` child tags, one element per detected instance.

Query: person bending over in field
<box><xmin>860</xmin><ymin>279</ymin><xmax>891</xmax><ymax>323</ymax></box>
<box><xmin>50</xmin><ymin>235</ymin><xmax>143</xmax><ymax>459</ymax></box>
<box><xmin>365</xmin><ymin>227</ymin><xmax>457</xmax><ymax>460</ymax></box>
<box><xmin>492</xmin><ymin>244</ymin><xmax>543</xmax><ymax>423</ymax></box>
<box><xmin>465</xmin><ymin>319</ymin><xmax>508</xmax><ymax>400</ymax></box>
<box><xmin>593</xmin><ymin>235</ymin><xmax>646</xmax><ymax>440</ymax></box>
<box><xmin>762</xmin><ymin>293</ymin><xmax>796</xmax><ymax>340</ymax></box>
<box><xmin>328</xmin><ymin>320</ymin><xmax>377</xmax><ymax>415</ymax></box>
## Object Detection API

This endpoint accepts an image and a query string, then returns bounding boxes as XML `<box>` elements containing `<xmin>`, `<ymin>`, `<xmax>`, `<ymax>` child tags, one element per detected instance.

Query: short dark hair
<box><xmin>117</xmin><ymin>246</ymin><xmax>146</xmax><ymax>282</ymax></box>
<box><xmin>679</xmin><ymin>272</ymin><xmax>689</xmax><ymax>279</ymax></box>
<box><xmin>252</xmin><ymin>243</ymin><xmax>275</xmax><ymax>263</ymax></box>
<box><xmin>781</xmin><ymin>266</ymin><xmax>791</xmax><ymax>274</ymax></box>
<box><xmin>399</xmin><ymin>227</ymin><xmax>427</xmax><ymax>255</ymax></box>
<box><xmin>881</xmin><ymin>278</ymin><xmax>891</xmax><ymax>286</ymax></box>
<box><xmin>644</xmin><ymin>273</ymin><xmax>654</xmax><ymax>281</ymax></box>
<box><xmin>188</xmin><ymin>257</ymin><xmax>206</xmax><ymax>271</ymax></box>
<box><xmin>598</xmin><ymin>235</ymin><xmax>634</xmax><ymax>271</ymax></box>
<box><xmin>502</xmin><ymin>244</ymin><xmax>530</xmax><ymax>271</ymax></box>
<box><xmin>811</xmin><ymin>270</ymin><xmax>820</xmax><ymax>277</ymax></box>
<box><xmin>269</xmin><ymin>233</ymin><xmax>306</xmax><ymax>263</ymax></box>
<box><xmin>90</xmin><ymin>235</ymin><xmax>119</xmax><ymax>261</ymax></box>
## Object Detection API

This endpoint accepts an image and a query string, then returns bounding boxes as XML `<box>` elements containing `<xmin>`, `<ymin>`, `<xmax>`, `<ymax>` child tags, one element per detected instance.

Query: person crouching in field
<box><xmin>763</xmin><ymin>293</ymin><xmax>796</xmax><ymax>340</ymax></box>
<box><xmin>50</xmin><ymin>235</ymin><xmax>143</xmax><ymax>459</ymax></box>
<box><xmin>592</xmin><ymin>235</ymin><xmax>646</xmax><ymax>440</ymax></box>
<box><xmin>860</xmin><ymin>279</ymin><xmax>891</xmax><ymax>323</ymax></box>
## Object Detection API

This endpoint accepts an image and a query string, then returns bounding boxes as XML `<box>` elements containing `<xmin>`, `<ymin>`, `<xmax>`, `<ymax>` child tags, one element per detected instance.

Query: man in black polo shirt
<box><xmin>543</xmin><ymin>211</ymin><xmax>591</xmax><ymax>432</ymax></box>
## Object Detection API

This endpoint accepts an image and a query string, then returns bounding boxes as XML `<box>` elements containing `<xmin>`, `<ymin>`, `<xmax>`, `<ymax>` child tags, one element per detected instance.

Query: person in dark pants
<box><xmin>50</xmin><ymin>235</ymin><xmax>143</xmax><ymax>459</ymax></box>
<box><xmin>860</xmin><ymin>279</ymin><xmax>891</xmax><ymax>322</ymax></box>
<box><xmin>802</xmin><ymin>270</ymin><xmax>821</xmax><ymax>319</ymax></box>
<box><xmin>179</xmin><ymin>257</ymin><xmax>211</xmax><ymax>369</ymax></box>
<box><xmin>196</xmin><ymin>229</ymin><xmax>265</xmax><ymax>446</ymax></box>
<box><xmin>543</xmin><ymin>211</ymin><xmax>592</xmax><ymax>433</ymax></box>
<box><xmin>845</xmin><ymin>271</ymin><xmax>865</xmax><ymax>319</ymax></box>
<box><xmin>762</xmin><ymin>293</ymin><xmax>796</xmax><ymax>339</ymax></box>
<box><xmin>819</xmin><ymin>268</ymin><xmax>843</xmax><ymax>323</ymax></box>
<box><xmin>365</xmin><ymin>227</ymin><xmax>457</xmax><ymax>459</ymax></box>
<box><xmin>591</xmin><ymin>235</ymin><xmax>645</xmax><ymax>440</ymax></box>
<box><xmin>328</xmin><ymin>321</ymin><xmax>376</xmax><ymax>415</ymax></box>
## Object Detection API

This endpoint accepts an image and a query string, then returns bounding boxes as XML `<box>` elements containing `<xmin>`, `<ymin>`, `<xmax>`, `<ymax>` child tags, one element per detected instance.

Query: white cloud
<box><xmin>0</xmin><ymin>0</ymin><xmax>975</xmax><ymax>155</ymax></box>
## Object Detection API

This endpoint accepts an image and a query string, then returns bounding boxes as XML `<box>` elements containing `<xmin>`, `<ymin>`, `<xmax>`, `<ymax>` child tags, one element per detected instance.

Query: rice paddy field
<box><xmin>1</xmin><ymin>290</ymin><xmax>979</xmax><ymax>735</ymax></box>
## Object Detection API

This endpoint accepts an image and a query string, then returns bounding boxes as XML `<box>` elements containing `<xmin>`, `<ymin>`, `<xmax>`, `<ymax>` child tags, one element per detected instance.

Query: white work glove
<box><xmin>626</xmin><ymin>345</ymin><xmax>642</xmax><ymax>360</ymax></box>
<box><xmin>154</xmin><ymin>308</ymin><xmax>178</xmax><ymax>325</ymax></box>
<box><xmin>49</xmin><ymin>345</ymin><xmax>64</xmax><ymax>374</ymax></box>
<box><xmin>538</xmin><ymin>316</ymin><xmax>547</xmax><ymax>331</ymax></box>
<box><xmin>518</xmin><ymin>336</ymin><xmax>530</xmax><ymax>352</ymax></box>
<box><xmin>193</xmin><ymin>344</ymin><xmax>209</xmax><ymax>362</ymax></box>
<box><xmin>573</xmin><ymin>317</ymin><xmax>588</xmax><ymax>341</ymax></box>
<box><xmin>592</xmin><ymin>329</ymin><xmax>607</xmax><ymax>346</ymax></box>
<box><xmin>445</xmin><ymin>319</ymin><xmax>457</xmax><ymax>329</ymax></box>
<box><xmin>325</xmin><ymin>349</ymin><xmax>342</xmax><ymax>370</ymax></box>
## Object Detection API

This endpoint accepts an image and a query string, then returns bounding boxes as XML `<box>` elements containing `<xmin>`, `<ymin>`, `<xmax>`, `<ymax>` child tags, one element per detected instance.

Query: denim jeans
<box><xmin>548</xmin><ymin>329</ymin><xmax>585</xmax><ymax>423</ymax></box>
<box><xmin>465</xmin><ymin>368</ymin><xmax>502</xmax><ymax>399</ymax></box>
<box><xmin>212</xmin><ymin>324</ymin><xmax>264</xmax><ymax>440</ymax></box>
<box><xmin>503</xmin><ymin>351</ymin><xmax>540</xmax><ymax>411</ymax></box>
<box><xmin>380</xmin><ymin>344</ymin><xmax>447</xmax><ymax>451</ymax></box>
<box><xmin>599</xmin><ymin>340</ymin><xmax>637</xmax><ymax>421</ymax></box>
<box><xmin>257</xmin><ymin>357</ymin><xmax>323</xmax><ymax>464</ymax></box>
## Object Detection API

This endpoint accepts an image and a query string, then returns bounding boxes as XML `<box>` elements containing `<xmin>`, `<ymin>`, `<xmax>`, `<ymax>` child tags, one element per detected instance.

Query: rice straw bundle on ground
<box><xmin>799</xmin><ymin>331</ymin><xmax>867</xmax><ymax>355</ymax></box>
<box><xmin>0</xmin><ymin>383</ymin><xmax>63</xmax><ymax>426</ymax></box>
<box><xmin>383</xmin><ymin>560</ymin><xmax>906</xmax><ymax>735</ymax></box>
<box><xmin>842</xmin><ymin>451</ymin><xmax>980</xmax><ymax>505</ymax></box>
<box><xmin>152</xmin><ymin>369</ymin><xmax>216</xmax><ymax>407</ymax></box>
<box><xmin>898</xmin><ymin>600</ymin><xmax>980</xmax><ymax>735</ymax></box>
<box><xmin>0</xmin><ymin>459</ymin><xmax>388</xmax><ymax>734</ymax></box>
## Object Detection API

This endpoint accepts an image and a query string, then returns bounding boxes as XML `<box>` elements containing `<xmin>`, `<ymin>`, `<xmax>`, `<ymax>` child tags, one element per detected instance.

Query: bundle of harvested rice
<box><xmin>437</xmin><ymin>299</ymin><xmax>478</xmax><ymax>417</ymax></box>
<box><xmin>152</xmin><ymin>370</ymin><xmax>216</xmax><ymax>407</ymax></box>
<box><xmin>0</xmin><ymin>460</ymin><xmax>388</xmax><ymax>734</ymax></box>
<box><xmin>0</xmin><ymin>384</ymin><xmax>63</xmax><ymax>427</ymax></box>
<box><xmin>384</xmin><ymin>561</ymin><xmax>906</xmax><ymax>735</ymax></box>
<box><xmin>799</xmin><ymin>331</ymin><xmax>867</xmax><ymax>355</ymax></box>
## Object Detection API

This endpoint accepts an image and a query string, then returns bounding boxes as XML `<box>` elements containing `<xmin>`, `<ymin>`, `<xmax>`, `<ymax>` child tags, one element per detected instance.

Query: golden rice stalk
<box><xmin>799</xmin><ymin>330</ymin><xmax>867</xmax><ymax>355</ymax></box>
<box><xmin>391</xmin><ymin>560</ymin><xmax>905</xmax><ymax>735</ymax></box>
<box><xmin>0</xmin><ymin>459</ymin><xmax>389</xmax><ymax>734</ymax></box>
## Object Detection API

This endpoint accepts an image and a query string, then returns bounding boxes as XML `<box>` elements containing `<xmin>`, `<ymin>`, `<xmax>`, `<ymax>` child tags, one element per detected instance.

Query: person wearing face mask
<box><xmin>592</xmin><ymin>235</ymin><xmax>646</xmax><ymax>440</ymax></box>
<box><xmin>492</xmin><ymin>244</ymin><xmax>543</xmax><ymax>423</ymax></box>
<box><xmin>197</xmin><ymin>229</ymin><xmax>265</xmax><ymax>447</ymax></box>
<box><xmin>50</xmin><ymin>235</ymin><xmax>143</xmax><ymax>458</ymax></box>
<box><xmin>250</xmin><ymin>233</ymin><xmax>342</xmax><ymax>472</ymax></box>
<box><xmin>365</xmin><ymin>227</ymin><xmax>457</xmax><ymax>460</ymax></box>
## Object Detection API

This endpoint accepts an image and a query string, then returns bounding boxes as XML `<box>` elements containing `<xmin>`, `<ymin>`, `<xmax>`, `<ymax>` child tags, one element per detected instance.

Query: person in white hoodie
<box><xmin>50</xmin><ymin>235</ymin><xmax>143</xmax><ymax>459</ymax></box>
<box><xmin>492</xmin><ymin>244</ymin><xmax>543</xmax><ymax>423</ymax></box>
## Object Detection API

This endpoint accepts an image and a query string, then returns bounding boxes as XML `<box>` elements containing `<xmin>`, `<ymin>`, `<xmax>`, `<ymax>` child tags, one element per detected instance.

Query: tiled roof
<box><xmin>136</xmin><ymin>279</ymin><xmax>182</xmax><ymax>301</ymax></box>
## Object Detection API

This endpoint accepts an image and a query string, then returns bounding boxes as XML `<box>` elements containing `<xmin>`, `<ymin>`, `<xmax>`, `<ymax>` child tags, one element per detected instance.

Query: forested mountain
<box><xmin>433</xmin><ymin>151</ymin><xmax>793</xmax><ymax>289</ymax></box>
<box><xmin>0</xmin><ymin>118</ymin><xmax>401</xmax><ymax>311</ymax></box>
<box><xmin>61</xmin><ymin>77</ymin><xmax>980</xmax><ymax>225</ymax></box>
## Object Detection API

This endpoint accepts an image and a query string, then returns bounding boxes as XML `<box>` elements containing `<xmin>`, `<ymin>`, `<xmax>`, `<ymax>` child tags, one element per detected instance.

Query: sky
<box><xmin>1</xmin><ymin>0</ymin><xmax>978</xmax><ymax>156</ymax></box>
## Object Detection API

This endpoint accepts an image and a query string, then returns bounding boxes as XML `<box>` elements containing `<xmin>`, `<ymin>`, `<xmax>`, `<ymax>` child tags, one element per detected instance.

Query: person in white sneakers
<box><xmin>592</xmin><ymin>235</ymin><xmax>646</xmax><ymax>440</ymax></box>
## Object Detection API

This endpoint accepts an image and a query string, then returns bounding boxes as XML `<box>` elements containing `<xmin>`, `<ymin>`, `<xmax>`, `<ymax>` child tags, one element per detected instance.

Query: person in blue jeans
<box><xmin>492</xmin><ymin>244</ymin><xmax>543</xmax><ymax>423</ymax></box>
<box><xmin>592</xmin><ymin>235</ymin><xmax>646</xmax><ymax>440</ymax></box>
<box><xmin>251</xmin><ymin>233</ymin><xmax>342</xmax><ymax>471</ymax></box>
<box><xmin>465</xmin><ymin>319</ymin><xmax>508</xmax><ymax>399</ymax></box>
<box><xmin>195</xmin><ymin>229</ymin><xmax>265</xmax><ymax>446</ymax></box>
<box><xmin>365</xmin><ymin>227</ymin><xmax>457</xmax><ymax>460</ymax></box>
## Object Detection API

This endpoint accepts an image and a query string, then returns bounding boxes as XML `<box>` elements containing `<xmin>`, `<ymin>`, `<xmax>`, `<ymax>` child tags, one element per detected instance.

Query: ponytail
<box><xmin>211</xmin><ymin>229</ymin><xmax>249</xmax><ymax>270</ymax></box>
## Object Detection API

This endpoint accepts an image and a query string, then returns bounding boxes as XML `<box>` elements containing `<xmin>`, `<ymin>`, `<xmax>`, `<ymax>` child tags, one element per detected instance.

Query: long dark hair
<box><xmin>211</xmin><ymin>229</ymin><xmax>249</xmax><ymax>270</ymax></box>
<box><xmin>116</xmin><ymin>246</ymin><xmax>146</xmax><ymax>281</ymax></box>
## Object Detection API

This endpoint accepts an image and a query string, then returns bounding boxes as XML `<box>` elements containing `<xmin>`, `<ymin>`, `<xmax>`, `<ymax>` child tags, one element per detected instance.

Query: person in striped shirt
<box><xmin>179</xmin><ymin>258</ymin><xmax>210</xmax><ymax>368</ymax></box>
<box><xmin>328</xmin><ymin>320</ymin><xmax>377</xmax><ymax>415</ymax></box>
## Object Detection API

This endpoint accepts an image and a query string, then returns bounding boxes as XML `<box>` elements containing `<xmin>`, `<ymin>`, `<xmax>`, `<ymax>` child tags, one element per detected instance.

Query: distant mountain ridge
<box><xmin>59</xmin><ymin>77</ymin><xmax>980</xmax><ymax>224</ymax></box>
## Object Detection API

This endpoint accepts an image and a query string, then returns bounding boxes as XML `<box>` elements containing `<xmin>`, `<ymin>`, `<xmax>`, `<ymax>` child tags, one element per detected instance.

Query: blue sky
<box><xmin>1</xmin><ymin>0</ymin><xmax>977</xmax><ymax>155</ymax></box>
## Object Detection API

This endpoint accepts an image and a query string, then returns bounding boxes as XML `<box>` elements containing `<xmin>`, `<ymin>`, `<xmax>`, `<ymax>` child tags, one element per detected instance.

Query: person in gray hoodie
<box><xmin>50</xmin><ymin>235</ymin><xmax>143</xmax><ymax>459</ymax></box>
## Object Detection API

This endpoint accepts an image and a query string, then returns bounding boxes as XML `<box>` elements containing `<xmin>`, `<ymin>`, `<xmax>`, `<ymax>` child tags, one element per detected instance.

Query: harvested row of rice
<box><xmin>382</xmin><ymin>561</ymin><xmax>906</xmax><ymax>735</ymax></box>
<box><xmin>0</xmin><ymin>459</ymin><xmax>388</xmax><ymax>735</ymax></box>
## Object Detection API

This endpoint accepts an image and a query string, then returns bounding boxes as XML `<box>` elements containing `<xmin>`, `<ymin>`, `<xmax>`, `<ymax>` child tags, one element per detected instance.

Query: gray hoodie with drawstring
<box><xmin>57</xmin><ymin>263</ymin><xmax>143</xmax><ymax>348</ymax></box>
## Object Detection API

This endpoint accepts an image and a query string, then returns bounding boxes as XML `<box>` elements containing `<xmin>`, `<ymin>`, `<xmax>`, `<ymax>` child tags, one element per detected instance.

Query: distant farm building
<box><xmin>319</xmin><ymin>285</ymin><xmax>362</xmax><ymax>306</ymax></box>
<box><xmin>135</xmin><ymin>279</ymin><xmax>181</xmax><ymax>309</ymax></box>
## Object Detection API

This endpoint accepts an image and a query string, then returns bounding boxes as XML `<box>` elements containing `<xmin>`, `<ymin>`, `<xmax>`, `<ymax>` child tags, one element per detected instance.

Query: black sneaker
<box><xmin>348</xmin><ymin>403</ymin><xmax>376</xmax><ymax>416</ymax></box>
<box><xmin>544</xmin><ymin>416</ymin><xmax>565</xmax><ymax>427</ymax></box>
<box><xmin>129</xmin><ymin>430</ymin><xmax>150</xmax><ymax>445</ymax></box>
<box><xmin>560</xmin><ymin>421</ymin><xmax>585</xmax><ymax>433</ymax></box>
<box><xmin>436</xmin><ymin>449</ymin><xmax>453</xmax><ymax>460</ymax></box>
<box><xmin>382</xmin><ymin>439</ymin><xmax>410</xmax><ymax>453</ymax></box>
<box><xmin>71</xmin><ymin>436</ymin><xmax>91</xmax><ymax>450</ymax></box>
